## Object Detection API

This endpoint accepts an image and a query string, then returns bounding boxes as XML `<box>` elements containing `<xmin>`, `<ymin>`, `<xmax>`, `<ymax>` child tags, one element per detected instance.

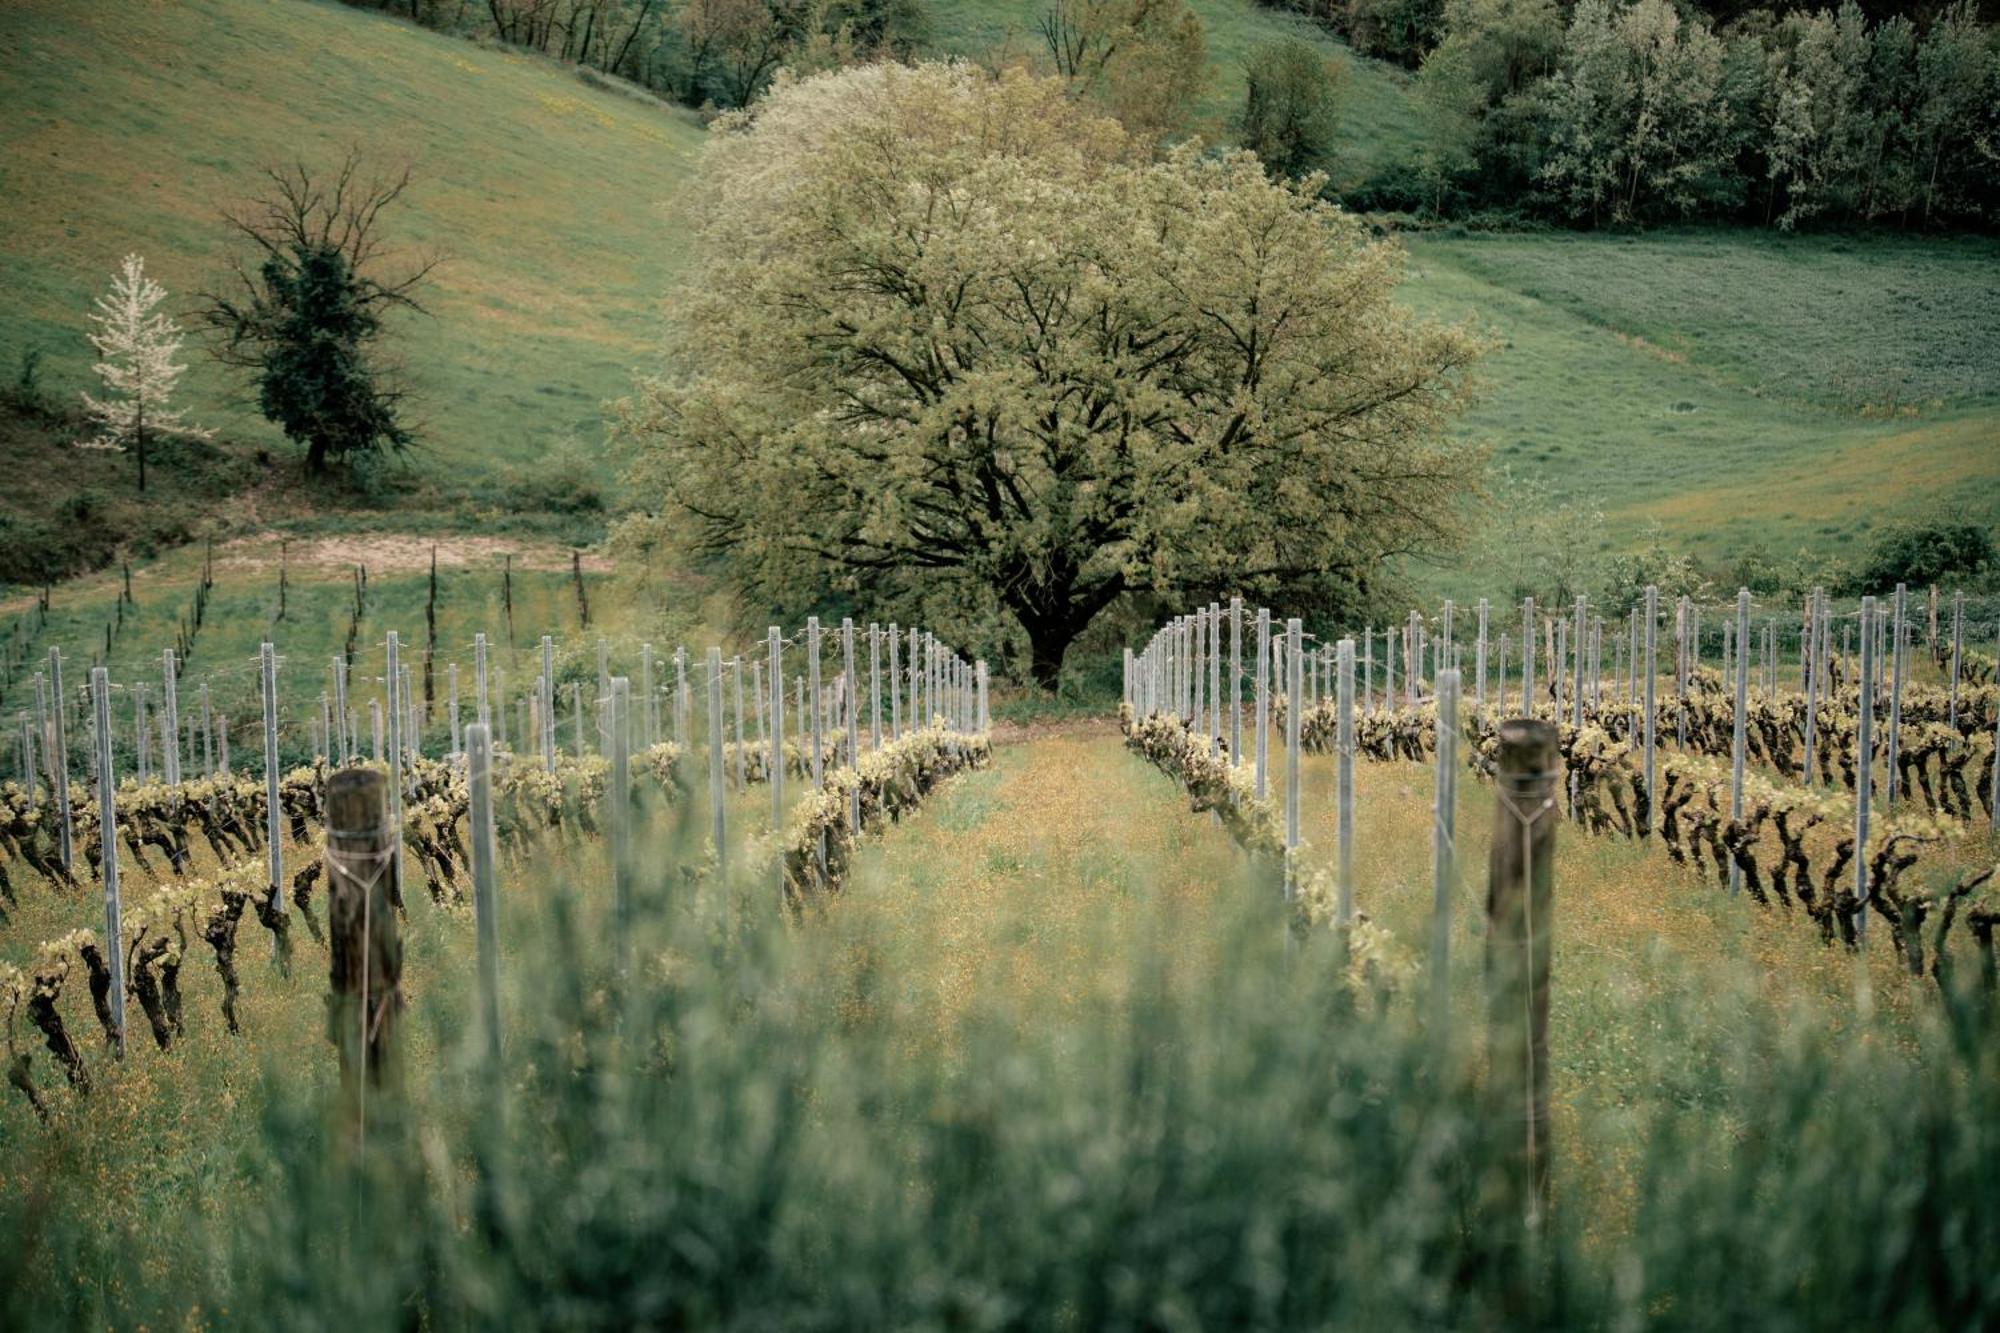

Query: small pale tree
<box><xmin>621</xmin><ymin>63</ymin><xmax>1487</xmax><ymax>687</ymax></box>
<box><xmin>79</xmin><ymin>254</ymin><xmax>210</xmax><ymax>492</ymax></box>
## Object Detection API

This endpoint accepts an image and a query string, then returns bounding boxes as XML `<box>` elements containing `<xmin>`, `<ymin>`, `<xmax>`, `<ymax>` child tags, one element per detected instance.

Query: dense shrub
<box><xmin>1847</xmin><ymin>521</ymin><xmax>1997</xmax><ymax>593</ymax></box>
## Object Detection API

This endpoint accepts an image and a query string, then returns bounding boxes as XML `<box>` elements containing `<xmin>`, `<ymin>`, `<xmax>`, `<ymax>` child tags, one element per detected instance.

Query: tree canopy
<box><xmin>621</xmin><ymin>62</ymin><xmax>1486</xmax><ymax>686</ymax></box>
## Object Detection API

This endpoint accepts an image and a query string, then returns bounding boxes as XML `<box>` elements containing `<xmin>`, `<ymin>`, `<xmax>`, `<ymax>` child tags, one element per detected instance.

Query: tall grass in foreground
<box><xmin>2</xmin><ymin>806</ymin><xmax>1997</xmax><ymax>1330</ymax></box>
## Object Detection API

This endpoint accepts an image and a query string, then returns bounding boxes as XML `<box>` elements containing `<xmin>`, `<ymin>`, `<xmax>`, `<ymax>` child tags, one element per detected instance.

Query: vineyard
<box><xmin>0</xmin><ymin>606</ymin><xmax>991</xmax><ymax>1121</ymax></box>
<box><xmin>6</xmin><ymin>0</ymin><xmax>2000</xmax><ymax>1323</ymax></box>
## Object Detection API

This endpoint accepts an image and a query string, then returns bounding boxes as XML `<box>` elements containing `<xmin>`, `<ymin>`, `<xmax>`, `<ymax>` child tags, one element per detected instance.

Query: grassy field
<box><xmin>0</xmin><ymin>0</ymin><xmax>702</xmax><ymax>491</ymax></box>
<box><xmin>1402</xmin><ymin>229</ymin><xmax>2000</xmax><ymax>598</ymax></box>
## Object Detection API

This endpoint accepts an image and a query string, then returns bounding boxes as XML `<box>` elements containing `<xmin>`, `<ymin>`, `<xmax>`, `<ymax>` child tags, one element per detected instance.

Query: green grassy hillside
<box><xmin>1401</xmin><ymin>229</ymin><xmax>2000</xmax><ymax>597</ymax></box>
<box><xmin>0</xmin><ymin>0</ymin><xmax>703</xmax><ymax>490</ymax></box>
<box><xmin>928</xmin><ymin>0</ymin><xmax>1421</xmax><ymax>185</ymax></box>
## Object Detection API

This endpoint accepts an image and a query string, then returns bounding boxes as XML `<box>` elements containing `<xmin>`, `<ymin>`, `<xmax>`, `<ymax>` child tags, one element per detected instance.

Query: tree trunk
<box><xmin>1025</xmin><ymin>624</ymin><xmax>1076</xmax><ymax>692</ymax></box>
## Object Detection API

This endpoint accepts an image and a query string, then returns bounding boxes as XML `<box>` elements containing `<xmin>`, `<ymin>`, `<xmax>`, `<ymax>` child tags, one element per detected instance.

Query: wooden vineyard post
<box><xmin>1430</xmin><ymin>666</ymin><xmax>1459</xmax><ymax>1039</ymax></box>
<box><xmin>162</xmin><ymin>650</ymin><xmax>183</xmax><ymax>783</ymax></box>
<box><xmin>1802</xmin><ymin>590</ymin><xmax>1821</xmax><ymax>784</ymax></box>
<box><xmin>476</xmin><ymin>633</ymin><xmax>491</xmax><ymax>732</ymax></box>
<box><xmin>465</xmin><ymin>722</ymin><xmax>501</xmax><ymax>1065</ymax></box>
<box><xmin>48</xmin><ymin>649</ymin><xmax>72</xmax><ymax>871</ymax></box>
<box><xmin>1363</xmin><ymin>626</ymin><xmax>1373</xmax><ymax>715</ymax></box>
<box><xmin>1498</xmin><ymin>635</ymin><xmax>1510</xmax><ymax>715</ymax></box>
<box><xmin>135</xmin><ymin>684</ymin><xmax>151</xmax><ymax>782</ymax></box>
<box><xmin>1990</xmin><ymin>621</ymin><xmax>1999</xmax><ymax>827</ymax></box>
<box><xmin>641</xmin><ymin>643</ymin><xmax>657</xmax><ymax>750</ymax></box>
<box><xmin>977</xmin><ymin>661</ymin><xmax>988</xmax><ymax>733</ymax></box>
<box><xmin>1854</xmin><ymin>597</ymin><xmax>1876</xmax><ymax>947</ymax></box>
<box><xmin>1729</xmin><ymin>590</ymin><xmax>1750</xmax><ymax>896</ymax></box>
<box><xmin>571</xmin><ymin>683</ymin><xmax>584</xmax><ymax>761</ymax></box>
<box><xmin>1948</xmin><ymin>591</ymin><xmax>1962</xmax><ymax>729</ymax></box>
<box><xmin>733</xmin><ymin>655</ymin><xmax>747</xmax><ymax>788</ymax></box>
<box><xmin>1887</xmin><ymin>583</ymin><xmax>1907</xmax><ymax>804</ymax></box>
<box><xmin>869</xmin><ymin>624</ymin><xmax>882</xmax><ymax>750</ymax></box>
<box><xmin>843</xmin><ymin>620</ymin><xmax>859</xmax><ymax>834</ymax></box>
<box><xmin>886</xmin><ymin>623</ymin><xmax>902</xmax><ymax>741</ymax></box>
<box><xmin>1570</xmin><ymin>595</ymin><xmax>1585</xmax><ymax>731</ymax></box>
<box><xmin>673</xmin><ymin>648</ymin><xmax>688</xmax><ymax>747</ymax></box>
<box><xmin>261</xmin><ymin>643</ymin><xmax>285</xmax><ymax>923</ymax></box>
<box><xmin>1254</xmin><ymin>608</ymin><xmax>1271</xmax><ymax>799</ymax></box>
<box><xmin>1228</xmin><ymin>597</ymin><xmax>1243</xmax><ymax>765</ymax></box>
<box><xmin>92</xmin><ymin>667</ymin><xmax>126</xmax><ymax>1057</ymax></box>
<box><xmin>1475</xmin><ymin>598</ymin><xmax>1489</xmax><ymax>717</ymax></box>
<box><xmin>1485</xmin><ymin>717</ymin><xmax>1558</xmax><ymax>1231</ymax></box>
<box><xmin>541</xmin><ymin>636</ymin><xmax>556</xmax><ymax>774</ymax></box>
<box><xmin>325</xmin><ymin>767</ymin><xmax>401</xmax><ymax>1111</ymax></box>
<box><xmin>707</xmin><ymin>648</ymin><xmax>726</xmax><ymax>858</ymax></box>
<box><xmin>1642</xmin><ymin>586</ymin><xmax>1658</xmax><ymax>836</ymax></box>
<box><xmin>767</xmin><ymin>628</ymin><xmax>784</xmax><ymax>903</ymax></box>
<box><xmin>1518</xmin><ymin>598</ymin><xmax>1534</xmax><ymax>717</ymax></box>
<box><xmin>610</xmin><ymin>678</ymin><xmax>632</xmax><ymax>915</ymax></box>
<box><xmin>1208</xmin><ymin>602</ymin><xmax>1222</xmax><ymax>755</ymax></box>
<box><xmin>200</xmin><ymin>681</ymin><xmax>214</xmax><ymax>777</ymax></box>
<box><xmin>1336</xmin><ymin>638</ymin><xmax>1356</xmax><ymax>928</ymax></box>
<box><xmin>386</xmin><ymin>632</ymin><xmax>405</xmax><ymax>897</ymax></box>
<box><xmin>1192</xmin><ymin>612</ymin><xmax>1205</xmax><ymax>739</ymax></box>
<box><xmin>448</xmin><ymin>665</ymin><xmax>461</xmax><ymax>759</ymax></box>
<box><xmin>807</xmin><ymin>618</ymin><xmax>823</xmax><ymax>788</ymax></box>
<box><xmin>1284</xmin><ymin>618</ymin><xmax>1302</xmax><ymax>900</ymax></box>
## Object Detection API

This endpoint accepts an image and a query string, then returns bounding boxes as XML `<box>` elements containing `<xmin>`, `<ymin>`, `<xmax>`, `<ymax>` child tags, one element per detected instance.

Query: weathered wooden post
<box><xmin>843</xmin><ymin>619</ymin><xmax>859</xmax><ymax>833</ymax></box>
<box><xmin>868</xmin><ymin>624</ymin><xmax>882</xmax><ymax>750</ymax></box>
<box><xmin>465</xmin><ymin>722</ymin><xmax>501</xmax><ymax>1064</ymax></box>
<box><xmin>1642</xmin><ymin>586</ymin><xmax>1658</xmax><ymax>835</ymax></box>
<box><xmin>1729</xmin><ymin>589</ymin><xmax>1750</xmax><ymax>896</ymax></box>
<box><xmin>540</xmin><ymin>635</ymin><xmax>556</xmax><ymax>773</ymax></box>
<box><xmin>92</xmin><ymin>667</ymin><xmax>126</xmax><ymax>1057</ymax></box>
<box><xmin>1486</xmin><ymin>717</ymin><xmax>1558</xmax><ymax>1229</ymax></box>
<box><xmin>163</xmin><ymin>649</ymin><xmax>184</xmax><ymax>782</ymax></box>
<box><xmin>1884</xmin><ymin>583</ymin><xmax>1907</xmax><ymax>803</ymax></box>
<box><xmin>807</xmin><ymin>619</ymin><xmax>824</xmax><ymax>787</ymax></box>
<box><xmin>1802</xmin><ymin>590</ymin><xmax>1821</xmax><ymax>784</ymax></box>
<box><xmin>641</xmin><ymin>643</ymin><xmax>656</xmax><ymax>749</ymax></box>
<box><xmin>135</xmin><ymin>684</ymin><xmax>151</xmax><ymax>782</ymax></box>
<box><xmin>1228</xmin><ymin>597</ymin><xmax>1243</xmax><ymax>765</ymax></box>
<box><xmin>887</xmin><ymin>622</ymin><xmax>902</xmax><ymax>741</ymax></box>
<box><xmin>674</xmin><ymin>647</ymin><xmax>688</xmax><ymax>748</ymax></box>
<box><xmin>571</xmin><ymin>682</ymin><xmax>584</xmax><ymax>761</ymax></box>
<box><xmin>1519</xmin><ymin>598</ymin><xmax>1535</xmax><ymax>716</ymax></box>
<box><xmin>448</xmin><ymin>664</ymin><xmax>461</xmax><ymax>758</ymax></box>
<box><xmin>977</xmin><ymin>661</ymin><xmax>989</xmax><ymax>732</ymax></box>
<box><xmin>1948</xmin><ymin>590</ymin><xmax>1963</xmax><ymax>729</ymax></box>
<box><xmin>768</xmin><ymin>628</ymin><xmax>785</xmax><ymax>901</ymax></box>
<box><xmin>261</xmin><ymin>643</ymin><xmax>285</xmax><ymax>923</ymax></box>
<box><xmin>1475</xmin><ymin>598</ymin><xmax>1489</xmax><ymax>716</ymax></box>
<box><xmin>1254</xmin><ymin>608</ymin><xmax>1271</xmax><ymax>799</ymax></box>
<box><xmin>1336</xmin><ymin>638</ymin><xmax>1356</xmax><ymax>927</ymax></box>
<box><xmin>733</xmin><ymin>655</ymin><xmax>747</xmax><ymax>788</ymax></box>
<box><xmin>610</xmin><ymin>677</ymin><xmax>632</xmax><ymax>911</ymax></box>
<box><xmin>1430</xmin><ymin>666</ymin><xmax>1460</xmax><ymax>1038</ymax></box>
<box><xmin>325</xmin><ymin>767</ymin><xmax>401</xmax><ymax>1109</ymax></box>
<box><xmin>1284</xmin><ymin>618</ymin><xmax>1303</xmax><ymax>899</ymax></box>
<box><xmin>1855</xmin><ymin>597</ymin><xmax>1877</xmax><ymax>947</ymax></box>
<box><xmin>707</xmin><ymin>648</ymin><xmax>726</xmax><ymax>856</ymax></box>
<box><xmin>474</xmin><ymin>632</ymin><xmax>489</xmax><ymax>731</ymax></box>
<box><xmin>385</xmin><ymin>632</ymin><xmax>405</xmax><ymax>895</ymax></box>
<box><xmin>200</xmin><ymin>680</ymin><xmax>214</xmax><ymax>778</ymax></box>
<box><xmin>48</xmin><ymin>649</ymin><xmax>72</xmax><ymax>870</ymax></box>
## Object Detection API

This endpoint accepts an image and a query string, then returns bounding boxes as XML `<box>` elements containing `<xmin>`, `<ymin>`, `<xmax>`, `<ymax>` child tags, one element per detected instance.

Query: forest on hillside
<box><xmin>350</xmin><ymin>0</ymin><xmax>2000</xmax><ymax>227</ymax></box>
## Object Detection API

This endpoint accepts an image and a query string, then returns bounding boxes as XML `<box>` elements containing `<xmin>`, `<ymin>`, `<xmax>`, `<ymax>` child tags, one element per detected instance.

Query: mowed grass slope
<box><xmin>0</xmin><ymin>0</ymin><xmax>702</xmax><ymax>487</ymax></box>
<box><xmin>1401</xmin><ymin>229</ymin><xmax>2000</xmax><ymax>596</ymax></box>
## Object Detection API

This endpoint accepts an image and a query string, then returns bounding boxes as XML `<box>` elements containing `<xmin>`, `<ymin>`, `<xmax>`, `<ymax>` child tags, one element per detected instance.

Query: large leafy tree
<box><xmin>622</xmin><ymin>63</ymin><xmax>1486</xmax><ymax>687</ymax></box>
